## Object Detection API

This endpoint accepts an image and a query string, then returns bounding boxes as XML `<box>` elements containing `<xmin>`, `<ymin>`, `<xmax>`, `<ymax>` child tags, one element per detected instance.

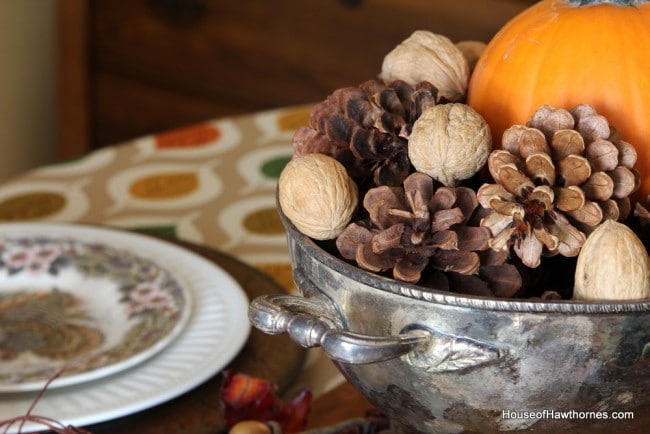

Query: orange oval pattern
<box><xmin>276</xmin><ymin>107</ymin><xmax>311</xmax><ymax>132</ymax></box>
<box><xmin>0</xmin><ymin>193</ymin><xmax>66</xmax><ymax>220</ymax></box>
<box><xmin>155</xmin><ymin>124</ymin><xmax>220</xmax><ymax>149</ymax></box>
<box><xmin>129</xmin><ymin>173</ymin><xmax>199</xmax><ymax>199</ymax></box>
<box><xmin>243</xmin><ymin>207</ymin><xmax>285</xmax><ymax>235</ymax></box>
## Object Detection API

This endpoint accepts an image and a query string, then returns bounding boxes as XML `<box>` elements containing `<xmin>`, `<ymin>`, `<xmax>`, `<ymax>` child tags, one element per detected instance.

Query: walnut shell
<box><xmin>278</xmin><ymin>153</ymin><xmax>358</xmax><ymax>240</ymax></box>
<box><xmin>455</xmin><ymin>40</ymin><xmax>486</xmax><ymax>73</ymax></box>
<box><xmin>573</xmin><ymin>219</ymin><xmax>650</xmax><ymax>301</ymax></box>
<box><xmin>408</xmin><ymin>103</ymin><xmax>492</xmax><ymax>187</ymax></box>
<box><xmin>379</xmin><ymin>30</ymin><xmax>469</xmax><ymax>102</ymax></box>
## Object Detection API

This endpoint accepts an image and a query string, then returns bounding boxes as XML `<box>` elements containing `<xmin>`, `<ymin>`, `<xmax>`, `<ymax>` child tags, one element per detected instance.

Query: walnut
<box><xmin>455</xmin><ymin>40</ymin><xmax>486</xmax><ymax>73</ymax></box>
<box><xmin>573</xmin><ymin>219</ymin><xmax>650</xmax><ymax>301</ymax></box>
<box><xmin>408</xmin><ymin>103</ymin><xmax>491</xmax><ymax>187</ymax></box>
<box><xmin>379</xmin><ymin>30</ymin><xmax>469</xmax><ymax>102</ymax></box>
<box><xmin>278</xmin><ymin>153</ymin><xmax>358</xmax><ymax>240</ymax></box>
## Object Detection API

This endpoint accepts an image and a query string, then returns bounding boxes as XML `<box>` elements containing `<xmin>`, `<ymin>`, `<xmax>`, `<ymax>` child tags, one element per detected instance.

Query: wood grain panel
<box><xmin>56</xmin><ymin>0</ymin><xmax>91</xmax><ymax>160</ymax></box>
<box><xmin>59</xmin><ymin>0</ymin><xmax>537</xmax><ymax>155</ymax></box>
<box><xmin>92</xmin><ymin>72</ymin><xmax>252</xmax><ymax>146</ymax></box>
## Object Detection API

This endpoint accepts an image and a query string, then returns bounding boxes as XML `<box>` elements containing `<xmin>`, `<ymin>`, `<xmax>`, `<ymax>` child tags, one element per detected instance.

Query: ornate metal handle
<box><xmin>249</xmin><ymin>294</ymin><xmax>427</xmax><ymax>364</ymax></box>
<box><xmin>249</xmin><ymin>293</ymin><xmax>503</xmax><ymax>370</ymax></box>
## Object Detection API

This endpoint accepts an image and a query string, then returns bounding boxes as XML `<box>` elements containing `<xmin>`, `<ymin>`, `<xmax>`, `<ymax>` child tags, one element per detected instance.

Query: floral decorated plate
<box><xmin>0</xmin><ymin>223</ymin><xmax>193</xmax><ymax>392</ymax></box>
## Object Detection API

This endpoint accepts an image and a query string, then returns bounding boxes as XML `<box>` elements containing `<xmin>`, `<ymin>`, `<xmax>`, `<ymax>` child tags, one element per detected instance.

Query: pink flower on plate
<box><xmin>2</xmin><ymin>247</ymin><xmax>31</xmax><ymax>269</ymax></box>
<box><xmin>32</xmin><ymin>244</ymin><xmax>62</xmax><ymax>263</ymax></box>
<box><xmin>125</xmin><ymin>280</ymin><xmax>177</xmax><ymax>316</ymax></box>
<box><xmin>2</xmin><ymin>243</ymin><xmax>63</xmax><ymax>275</ymax></box>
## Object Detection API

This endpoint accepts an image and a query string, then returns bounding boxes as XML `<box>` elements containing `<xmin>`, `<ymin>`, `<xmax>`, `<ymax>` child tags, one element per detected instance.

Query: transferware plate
<box><xmin>0</xmin><ymin>223</ymin><xmax>194</xmax><ymax>392</ymax></box>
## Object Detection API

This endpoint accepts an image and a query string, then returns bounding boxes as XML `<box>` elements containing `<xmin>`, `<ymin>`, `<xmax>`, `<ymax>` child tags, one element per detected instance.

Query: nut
<box><xmin>408</xmin><ymin>103</ymin><xmax>491</xmax><ymax>187</ymax></box>
<box><xmin>455</xmin><ymin>40</ymin><xmax>486</xmax><ymax>73</ymax></box>
<box><xmin>573</xmin><ymin>219</ymin><xmax>650</xmax><ymax>301</ymax></box>
<box><xmin>229</xmin><ymin>421</ymin><xmax>272</xmax><ymax>434</ymax></box>
<box><xmin>379</xmin><ymin>30</ymin><xmax>469</xmax><ymax>102</ymax></box>
<box><xmin>278</xmin><ymin>153</ymin><xmax>358</xmax><ymax>240</ymax></box>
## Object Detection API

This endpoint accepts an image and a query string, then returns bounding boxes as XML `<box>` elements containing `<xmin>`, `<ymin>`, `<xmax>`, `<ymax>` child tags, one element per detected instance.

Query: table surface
<box><xmin>0</xmin><ymin>105</ymin><xmax>377</xmax><ymax>432</ymax></box>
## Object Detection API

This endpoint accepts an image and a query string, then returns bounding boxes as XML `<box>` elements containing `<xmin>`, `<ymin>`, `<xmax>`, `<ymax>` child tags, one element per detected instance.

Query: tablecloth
<box><xmin>0</xmin><ymin>104</ymin><xmax>344</xmax><ymax>399</ymax></box>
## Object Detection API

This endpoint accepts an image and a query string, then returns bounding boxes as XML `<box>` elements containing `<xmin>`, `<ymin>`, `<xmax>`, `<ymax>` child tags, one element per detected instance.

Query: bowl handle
<box><xmin>249</xmin><ymin>293</ymin><xmax>502</xmax><ymax>370</ymax></box>
<box><xmin>249</xmin><ymin>293</ymin><xmax>428</xmax><ymax>364</ymax></box>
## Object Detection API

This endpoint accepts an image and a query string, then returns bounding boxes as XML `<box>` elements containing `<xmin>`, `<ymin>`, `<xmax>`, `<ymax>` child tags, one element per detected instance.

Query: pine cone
<box><xmin>636</xmin><ymin>202</ymin><xmax>650</xmax><ymax>227</ymax></box>
<box><xmin>336</xmin><ymin>172</ymin><xmax>522</xmax><ymax>297</ymax></box>
<box><xmin>292</xmin><ymin>79</ymin><xmax>443</xmax><ymax>189</ymax></box>
<box><xmin>478</xmin><ymin>104</ymin><xmax>641</xmax><ymax>268</ymax></box>
<box><xmin>635</xmin><ymin>202</ymin><xmax>650</xmax><ymax>249</ymax></box>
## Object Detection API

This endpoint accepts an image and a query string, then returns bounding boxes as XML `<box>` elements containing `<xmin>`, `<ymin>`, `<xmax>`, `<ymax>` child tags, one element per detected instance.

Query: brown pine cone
<box><xmin>336</xmin><ymin>172</ymin><xmax>522</xmax><ymax>297</ymax></box>
<box><xmin>478</xmin><ymin>104</ymin><xmax>641</xmax><ymax>268</ymax></box>
<box><xmin>635</xmin><ymin>202</ymin><xmax>650</xmax><ymax>249</ymax></box>
<box><xmin>636</xmin><ymin>202</ymin><xmax>650</xmax><ymax>227</ymax></box>
<box><xmin>292</xmin><ymin>79</ymin><xmax>443</xmax><ymax>189</ymax></box>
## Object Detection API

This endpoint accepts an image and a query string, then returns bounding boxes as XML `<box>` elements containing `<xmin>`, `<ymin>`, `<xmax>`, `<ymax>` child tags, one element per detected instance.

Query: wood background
<box><xmin>57</xmin><ymin>0</ymin><xmax>537</xmax><ymax>159</ymax></box>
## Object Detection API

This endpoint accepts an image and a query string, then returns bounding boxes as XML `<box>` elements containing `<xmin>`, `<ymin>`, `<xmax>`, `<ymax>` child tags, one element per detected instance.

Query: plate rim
<box><xmin>0</xmin><ymin>222</ymin><xmax>251</xmax><ymax>431</ymax></box>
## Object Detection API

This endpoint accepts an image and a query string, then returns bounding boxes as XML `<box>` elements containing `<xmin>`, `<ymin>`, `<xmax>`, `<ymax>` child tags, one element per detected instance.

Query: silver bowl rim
<box><xmin>279</xmin><ymin>206</ymin><xmax>650</xmax><ymax>314</ymax></box>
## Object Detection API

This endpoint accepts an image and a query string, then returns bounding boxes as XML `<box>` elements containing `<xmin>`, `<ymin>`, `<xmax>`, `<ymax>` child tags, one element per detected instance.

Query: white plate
<box><xmin>0</xmin><ymin>225</ymin><xmax>193</xmax><ymax>392</ymax></box>
<box><xmin>0</xmin><ymin>223</ymin><xmax>251</xmax><ymax>432</ymax></box>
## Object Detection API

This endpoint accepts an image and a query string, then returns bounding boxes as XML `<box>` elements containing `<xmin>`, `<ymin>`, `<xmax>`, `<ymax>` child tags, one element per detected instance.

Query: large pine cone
<box><xmin>292</xmin><ymin>79</ymin><xmax>445</xmax><ymax>190</ymax></box>
<box><xmin>336</xmin><ymin>172</ymin><xmax>522</xmax><ymax>297</ymax></box>
<box><xmin>478</xmin><ymin>104</ymin><xmax>641</xmax><ymax>268</ymax></box>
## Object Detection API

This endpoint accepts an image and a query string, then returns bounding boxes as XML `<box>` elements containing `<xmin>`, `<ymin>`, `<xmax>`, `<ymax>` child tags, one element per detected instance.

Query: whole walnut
<box><xmin>573</xmin><ymin>219</ymin><xmax>650</xmax><ymax>301</ymax></box>
<box><xmin>379</xmin><ymin>30</ymin><xmax>469</xmax><ymax>102</ymax></box>
<box><xmin>408</xmin><ymin>103</ymin><xmax>491</xmax><ymax>187</ymax></box>
<box><xmin>455</xmin><ymin>40</ymin><xmax>486</xmax><ymax>73</ymax></box>
<box><xmin>278</xmin><ymin>153</ymin><xmax>358</xmax><ymax>240</ymax></box>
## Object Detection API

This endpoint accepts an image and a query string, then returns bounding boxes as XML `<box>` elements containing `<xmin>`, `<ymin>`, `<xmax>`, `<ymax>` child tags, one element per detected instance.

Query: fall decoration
<box><xmin>466</xmin><ymin>0</ymin><xmax>650</xmax><ymax>203</ymax></box>
<box><xmin>573</xmin><ymin>220</ymin><xmax>650</xmax><ymax>301</ymax></box>
<box><xmin>278</xmin><ymin>153</ymin><xmax>358</xmax><ymax>240</ymax></box>
<box><xmin>408</xmin><ymin>103</ymin><xmax>491</xmax><ymax>187</ymax></box>
<box><xmin>379</xmin><ymin>30</ymin><xmax>469</xmax><ymax>102</ymax></box>
<box><xmin>336</xmin><ymin>172</ymin><xmax>522</xmax><ymax>297</ymax></box>
<box><xmin>292</xmin><ymin>79</ymin><xmax>443</xmax><ymax>189</ymax></box>
<box><xmin>477</xmin><ymin>104</ymin><xmax>639</xmax><ymax>268</ymax></box>
<box><xmin>283</xmin><ymin>22</ymin><xmax>650</xmax><ymax>301</ymax></box>
<box><xmin>220</xmin><ymin>370</ymin><xmax>311</xmax><ymax>432</ymax></box>
<box><xmin>229</xmin><ymin>421</ymin><xmax>279</xmax><ymax>434</ymax></box>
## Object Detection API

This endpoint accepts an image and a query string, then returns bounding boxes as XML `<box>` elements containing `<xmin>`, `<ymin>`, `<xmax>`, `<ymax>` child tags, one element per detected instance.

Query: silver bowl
<box><xmin>249</xmin><ymin>209</ymin><xmax>650</xmax><ymax>433</ymax></box>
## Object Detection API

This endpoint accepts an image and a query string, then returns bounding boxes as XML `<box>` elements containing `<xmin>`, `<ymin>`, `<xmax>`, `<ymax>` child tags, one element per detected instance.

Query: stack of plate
<box><xmin>0</xmin><ymin>223</ymin><xmax>250</xmax><ymax>433</ymax></box>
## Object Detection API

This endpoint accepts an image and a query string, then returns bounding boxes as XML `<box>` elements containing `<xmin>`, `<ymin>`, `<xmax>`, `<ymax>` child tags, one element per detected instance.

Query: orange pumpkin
<box><xmin>466</xmin><ymin>0</ymin><xmax>650</xmax><ymax>204</ymax></box>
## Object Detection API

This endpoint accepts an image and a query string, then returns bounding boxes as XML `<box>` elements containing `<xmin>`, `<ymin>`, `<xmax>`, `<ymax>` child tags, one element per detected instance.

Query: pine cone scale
<box><xmin>479</xmin><ymin>264</ymin><xmax>523</xmax><ymax>298</ymax></box>
<box><xmin>557</xmin><ymin>154</ymin><xmax>591</xmax><ymax>186</ymax></box>
<box><xmin>394</xmin><ymin>254</ymin><xmax>430</xmax><ymax>283</ymax></box>
<box><xmin>430</xmin><ymin>250</ymin><xmax>480</xmax><ymax>274</ymax></box>
<box><xmin>554</xmin><ymin>186</ymin><xmax>585</xmax><ymax>212</ymax></box>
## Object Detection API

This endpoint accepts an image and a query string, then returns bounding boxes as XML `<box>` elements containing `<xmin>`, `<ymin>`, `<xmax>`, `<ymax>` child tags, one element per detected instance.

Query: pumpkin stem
<box><xmin>568</xmin><ymin>0</ymin><xmax>646</xmax><ymax>5</ymax></box>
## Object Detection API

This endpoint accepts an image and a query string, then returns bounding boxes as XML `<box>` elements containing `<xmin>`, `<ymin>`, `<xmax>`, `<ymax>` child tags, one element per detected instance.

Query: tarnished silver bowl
<box><xmin>249</xmin><ymin>209</ymin><xmax>650</xmax><ymax>433</ymax></box>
